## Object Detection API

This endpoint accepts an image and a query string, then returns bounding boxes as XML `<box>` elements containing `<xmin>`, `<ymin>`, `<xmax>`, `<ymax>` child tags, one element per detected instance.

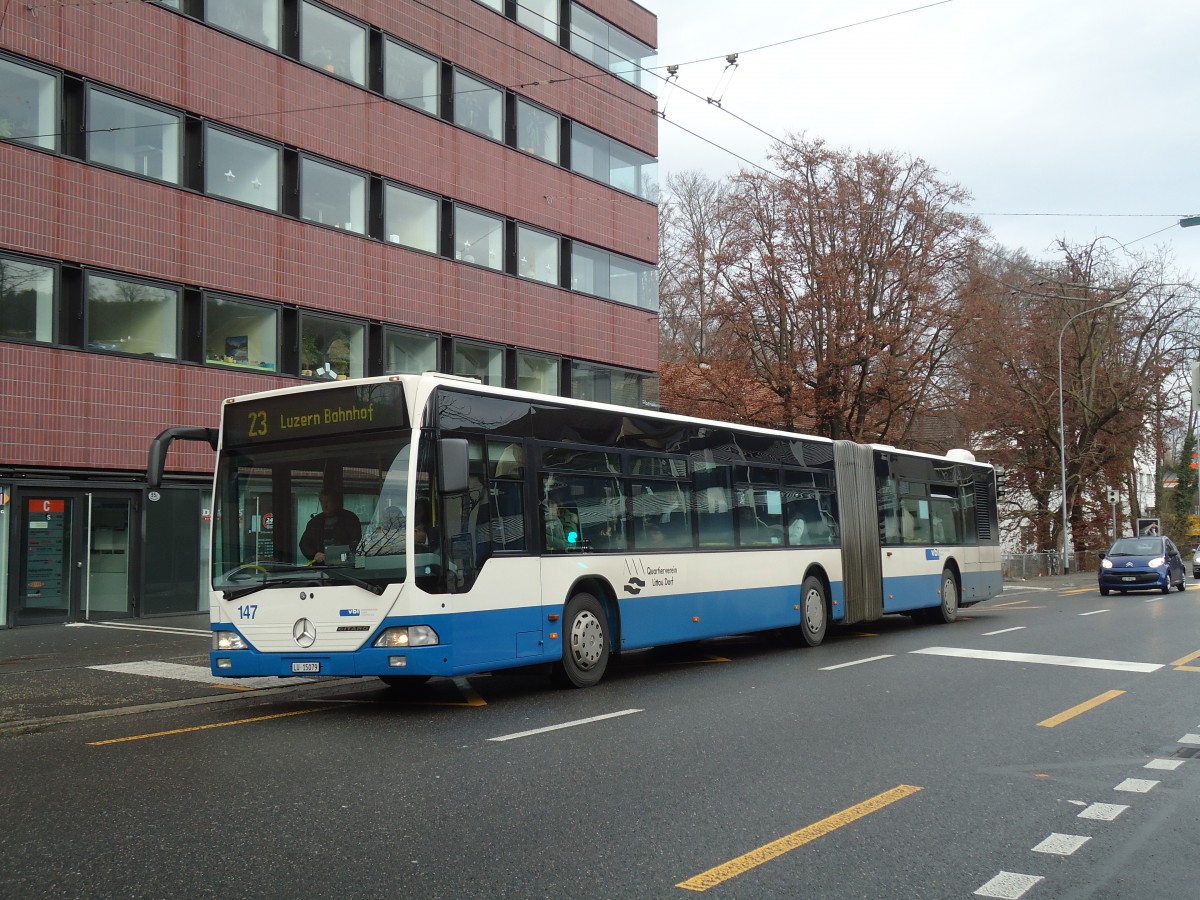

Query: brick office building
<box><xmin>0</xmin><ymin>0</ymin><xmax>659</xmax><ymax>626</ymax></box>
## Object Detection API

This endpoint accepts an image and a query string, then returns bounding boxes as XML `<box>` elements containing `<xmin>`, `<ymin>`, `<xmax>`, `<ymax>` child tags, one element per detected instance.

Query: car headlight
<box><xmin>1101</xmin><ymin>559</ymin><xmax>1112</xmax><ymax>569</ymax></box>
<box><xmin>1149</xmin><ymin>556</ymin><xmax>1166</xmax><ymax>567</ymax></box>
<box><xmin>213</xmin><ymin>631</ymin><xmax>247</xmax><ymax>651</ymax></box>
<box><xmin>374</xmin><ymin>625</ymin><xmax>440</xmax><ymax>648</ymax></box>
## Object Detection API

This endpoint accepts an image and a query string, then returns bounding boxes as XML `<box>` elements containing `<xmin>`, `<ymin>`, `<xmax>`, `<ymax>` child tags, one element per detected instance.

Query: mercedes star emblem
<box><xmin>293</xmin><ymin>618</ymin><xmax>317</xmax><ymax>648</ymax></box>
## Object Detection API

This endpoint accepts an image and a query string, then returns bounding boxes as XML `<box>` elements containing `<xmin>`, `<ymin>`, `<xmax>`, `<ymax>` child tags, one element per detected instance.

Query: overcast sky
<box><xmin>647</xmin><ymin>0</ymin><xmax>1200</xmax><ymax>279</ymax></box>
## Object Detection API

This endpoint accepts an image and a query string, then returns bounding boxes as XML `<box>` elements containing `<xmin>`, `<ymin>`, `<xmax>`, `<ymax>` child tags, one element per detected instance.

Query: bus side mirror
<box><xmin>438</xmin><ymin>438</ymin><xmax>470</xmax><ymax>494</ymax></box>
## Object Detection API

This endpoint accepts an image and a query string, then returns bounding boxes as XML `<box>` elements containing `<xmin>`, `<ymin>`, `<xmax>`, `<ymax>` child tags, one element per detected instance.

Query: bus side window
<box><xmin>485</xmin><ymin>441</ymin><xmax>526</xmax><ymax>552</ymax></box>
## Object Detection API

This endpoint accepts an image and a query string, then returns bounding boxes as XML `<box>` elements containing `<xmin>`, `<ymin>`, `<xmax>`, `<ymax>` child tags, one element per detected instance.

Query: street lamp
<box><xmin>1058</xmin><ymin>297</ymin><xmax>1127</xmax><ymax>573</ymax></box>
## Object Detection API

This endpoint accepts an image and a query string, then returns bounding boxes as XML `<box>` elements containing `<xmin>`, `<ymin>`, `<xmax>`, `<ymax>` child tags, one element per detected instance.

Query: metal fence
<box><xmin>1002</xmin><ymin>551</ymin><xmax>1104</xmax><ymax>580</ymax></box>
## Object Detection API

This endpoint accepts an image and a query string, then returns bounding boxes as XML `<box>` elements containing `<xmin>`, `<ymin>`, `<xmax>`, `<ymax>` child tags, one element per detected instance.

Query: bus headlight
<box><xmin>213</xmin><ymin>631</ymin><xmax>248</xmax><ymax>651</ymax></box>
<box><xmin>374</xmin><ymin>625</ymin><xmax>439</xmax><ymax>648</ymax></box>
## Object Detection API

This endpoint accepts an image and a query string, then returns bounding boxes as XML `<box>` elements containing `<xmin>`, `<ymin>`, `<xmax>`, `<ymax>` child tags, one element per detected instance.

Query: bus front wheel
<box><xmin>553</xmin><ymin>592</ymin><xmax>610</xmax><ymax>688</ymax></box>
<box><xmin>926</xmin><ymin>569</ymin><xmax>959</xmax><ymax>624</ymax></box>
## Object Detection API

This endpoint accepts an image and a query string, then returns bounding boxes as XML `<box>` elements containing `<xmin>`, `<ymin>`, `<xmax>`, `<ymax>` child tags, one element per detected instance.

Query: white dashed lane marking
<box><xmin>1032</xmin><ymin>833</ymin><xmax>1090</xmax><ymax>856</ymax></box>
<box><xmin>1077</xmin><ymin>803</ymin><xmax>1128</xmax><ymax>821</ymax></box>
<box><xmin>1145</xmin><ymin>758</ymin><xmax>1185</xmax><ymax>771</ymax></box>
<box><xmin>974</xmin><ymin>871</ymin><xmax>1044</xmax><ymax>899</ymax></box>
<box><xmin>1114</xmin><ymin>778</ymin><xmax>1159</xmax><ymax>793</ymax></box>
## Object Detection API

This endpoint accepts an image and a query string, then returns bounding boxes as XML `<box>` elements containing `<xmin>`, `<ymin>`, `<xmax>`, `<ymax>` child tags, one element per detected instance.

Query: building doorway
<box><xmin>13</xmin><ymin>490</ymin><xmax>138</xmax><ymax>625</ymax></box>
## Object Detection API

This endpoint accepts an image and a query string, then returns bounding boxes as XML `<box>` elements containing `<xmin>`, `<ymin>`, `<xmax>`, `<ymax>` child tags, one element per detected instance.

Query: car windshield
<box><xmin>211</xmin><ymin>434</ymin><xmax>415</xmax><ymax>594</ymax></box>
<box><xmin>1107</xmin><ymin>538</ymin><xmax>1162</xmax><ymax>557</ymax></box>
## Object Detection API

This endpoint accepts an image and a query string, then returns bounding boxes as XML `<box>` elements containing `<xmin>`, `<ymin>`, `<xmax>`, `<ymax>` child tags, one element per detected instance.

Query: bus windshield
<box><xmin>212</xmin><ymin>434</ymin><xmax>414</xmax><ymax>596</ymax></box>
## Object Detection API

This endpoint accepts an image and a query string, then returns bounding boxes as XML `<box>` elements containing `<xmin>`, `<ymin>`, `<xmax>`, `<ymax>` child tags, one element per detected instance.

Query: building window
<box><xmin>300</xmin><ymin>0</ymin><xmax>367</xmax><ymax>85</ymax></box>
<box><xmin>472</xmin><ymin>0</ymin><xmax>503</xmax><ymax>11</ymax></box>
<box><xmin>571</xmin><ymin>243</ymin><xmax>658</xmax><ymax>311</ymax></box>
<box><xmin>204</xmin><ymin>294</ymin><xmax>278</xmax><ymax>372</ymax></box>
<box><xmin>571</xmin><ymin>361</ymin><xmax>643</xmax><ymax>408</ymax></box>
<box><xmin>207</xmin><ymin>0</ymin><xmax>280</xmax><ymax>50</ymax></box>
<box><xmin>453</xmin><ymin>70</ymin><xmax>503</xmax><ymax>142</ymax></box>
<box><xmin>517</xmin><ymin>226</ymin><xmax>559</xmax><ymax>285</ymax></box>
<box><xmin>518</xmin><ymin>0</ymin><xmax>559</xmax><ymax>41</ymax></box>
<box><xmin>517</xmin><ymin>351</ymin><xmax>559</xmax><ymax>395</ymax></box>
<box><xmin>384</xmin><ymin>39</ymin><xmax>439</xmax><ymax>116</ymax></box>
<box><xmin>516</xmin><ymin>99</ymin><xmax>559</xmax><ymax>164</ymax></box>
<box><xmin>454</xmin><ymin>341</ymin><xmax>503</xmax><ymax>385</ymax></box>
<box><xmin>300</xmin><ymin>312</ymin><xmax>364</xmax><ymax>379</ymax></box>
<box><xmin>86</xmin><ymin>87</ymin><xmax>181</xmax><ymax>183</ymax></box>
<box><xmin>0</xmin><ymin>255</ymin><xmax>56</xmax><ymax>343</ymax></box>
<box><xmin>0</xmin><ymin>55</ymin><xmax>57</xmax><ymax>151</ymax></box>
<box><xmin>383</xmin><ymin>328</ymin><xmax>438</xmax><ymax>375</ymax></box>
<box><xmin>204</xmin><ymin>125</ymin><xmax>281</xmax><ymax>211</ymax></box>
<box><xmin>454</xmin><ymin>206</ymin><xmax>504</xmax><ymax>271</ymax></box>
<box><xmin>85</xmin><ymin>273</ymin><xmax>179</xmax><ymax>358</ymax></box>
<box><xmin>570</xmin><ymin>122</ymin><xmax>657</xmax><ymax>201</ymax></box>
<box><xmin>569</xmin><ymin>3</ymin><xmax>657</xmax><ymax>92</ymax></box>
<box><xmin>300</xmin><ymin>157</ymin><xmax>367</xmax><ymax>233</ymax></box>
<box><xmin>384</xmin><ymin>184</ymin><xmax>439</xmax><ymax>254</ymax></box>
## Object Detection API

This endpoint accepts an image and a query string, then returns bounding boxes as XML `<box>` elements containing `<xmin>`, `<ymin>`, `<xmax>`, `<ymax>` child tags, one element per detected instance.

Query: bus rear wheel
<box><xmin>553</xmin><ymin>591</ymin><xmax>610</xmax><ymax>688</ymax></box>
<box><xmin>797</xmin><ymin>575</ymin><xmax>828</xmax><ymax>646</ymax></box>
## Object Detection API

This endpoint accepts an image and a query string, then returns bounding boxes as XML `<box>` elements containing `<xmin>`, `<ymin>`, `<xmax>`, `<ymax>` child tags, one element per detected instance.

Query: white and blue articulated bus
<box><xmin>148</xmin><ymin>374</ymin><xmax>1003</xmax><ymax>689</ymax></box>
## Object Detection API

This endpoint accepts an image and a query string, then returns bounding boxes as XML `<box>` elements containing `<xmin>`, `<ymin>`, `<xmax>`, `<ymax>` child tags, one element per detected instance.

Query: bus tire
<box><xmin>927</xmin><ymin>569</ymin><xmax>959</xmax><ymax>624</ymax></box>
<box><xmin>553</xmin><ymin>592</ymin><xmax>610</xmax><ymax>688</ymax></box>
<box><xmin>788</xmin><ymin>575</ymin><xmax>828</xmax><ymax>647</ymax></box>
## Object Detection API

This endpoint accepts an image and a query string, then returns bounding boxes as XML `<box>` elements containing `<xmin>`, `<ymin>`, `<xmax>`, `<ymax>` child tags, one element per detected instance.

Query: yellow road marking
<box><xmin>1038</xmin><ymin>690</ymin><xmax>1125</xmax><ymax>728</ymax></box>
<box><xmin>1062</xmin><ymin>588</ymin><xmax>1095</xmax><ymax>595</ymax></box>
<box><xmin>1170</xmin><ymin>649</ymin><xmax>1200</xmax><ymax>667</ymax></box>
<box><xmin>676</xmin><ymin>785</ymin><xmax>922</xmax><ymax>892</ymax></box>
<box><xmin>88</xmin><ymin>706</ymin><xmax>335</xmax><ymax>745</ymax></box>
<box><xmin>990</xmin><ymin>599</ymin><xmax>1036</xmax><ymax>608</ymax></box>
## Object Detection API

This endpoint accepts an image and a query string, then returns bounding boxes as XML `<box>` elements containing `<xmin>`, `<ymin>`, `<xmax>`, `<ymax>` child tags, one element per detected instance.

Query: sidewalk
<box><xmin>1</xmin><ymin>572</ymin><xmax>1096</xmax><ymax>734</ymax></box>
<box><xmin>0</xmin><ymin>612</ymin><xmax>360</xmax><ymax>734</ymax></box>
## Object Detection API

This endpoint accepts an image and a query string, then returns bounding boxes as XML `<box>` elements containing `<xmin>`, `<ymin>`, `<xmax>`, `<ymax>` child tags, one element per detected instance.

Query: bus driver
<box><xmin>300</xmin><ymin>490</ymin><xmax>363</xmax><ymax>564</ymax></box>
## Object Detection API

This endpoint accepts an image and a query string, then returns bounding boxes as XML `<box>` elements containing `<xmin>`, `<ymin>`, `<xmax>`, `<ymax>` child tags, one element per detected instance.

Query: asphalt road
<box><xmin>2</xmin><ymin>579</ymin><xmax>1199</xmax><ymax>899</ymax></box>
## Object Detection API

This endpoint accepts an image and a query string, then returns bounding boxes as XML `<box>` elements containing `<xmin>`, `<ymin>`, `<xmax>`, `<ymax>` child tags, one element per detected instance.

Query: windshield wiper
<box><xmin>319</xmin><ymin>566</ymin><xmax>385</xmax><ymax>595</ymax></box>
<box><xmin>220</xmin><ymin>563</ymin><xmax>383</xmax><ymax>599</ymax></box>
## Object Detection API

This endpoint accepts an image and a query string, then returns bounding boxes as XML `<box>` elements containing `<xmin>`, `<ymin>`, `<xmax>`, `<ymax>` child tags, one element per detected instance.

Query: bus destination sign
<box><xmin>223</xmin><ymin>383</ymin><xmax>408</xmax><ymax>446</ymax></box>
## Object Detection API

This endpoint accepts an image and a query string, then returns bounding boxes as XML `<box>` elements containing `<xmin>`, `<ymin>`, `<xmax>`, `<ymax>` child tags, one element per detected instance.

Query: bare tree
<box><xmin>708</xmin><ymin>135</ymin><xmax>985</xmax><ymax>442</ymax></box>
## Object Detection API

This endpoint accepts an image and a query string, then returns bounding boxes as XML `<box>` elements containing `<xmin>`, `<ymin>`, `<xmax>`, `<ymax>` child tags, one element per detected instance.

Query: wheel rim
<box><xmin>943</xmin><ymin>576</ymin><xmax>958</xmax><ymax>614</ymax></box>
<box><xmin>803</xmin><ymin>585</ymin><xmax>825</xmax><ymax>634</ymax></box>
<box><xmin>569</xmin><ymin>610</ymin><xmax>605</xmax><ymax>670</ymax></box>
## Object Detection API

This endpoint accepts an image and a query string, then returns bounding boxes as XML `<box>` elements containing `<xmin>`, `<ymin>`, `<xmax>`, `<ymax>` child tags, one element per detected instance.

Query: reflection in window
<box><xmin>207</xmin><ymin>0</ymin><xmax>280</xmax><ymax>49</ymax></box>
<box><xmin>0</xmin><ymin>56</ymin><xmax>58</xmax><ymax>151</ymax></box>
<box><xmin>453</xmin><ymin>70</ymin><xmax>503</xmax><ymax>141</ymax></box>
<box><xmin>86</xmin><ymin>273</ymin><xmax>179</xmax><ymax>358</ymax></box>
<box><xmin>300</xmin><ymin>312</ymin><xmax>364</xmax><ymax>379</ymax></box>
<box><xmin>454</xmin><ymin>341</ymin><xmax>503</xmax><ymax>385</ymax></box>
<box><xmin>384</xmin><ymin>39</ymin><xmax>439</xmax><ymax>116</ymax></box>
<box><xmin>383</xmin><ymin>329</ymin><xmax>438</xmax><ymax>375</ymax></box>
<box><xmin>472</xmin><ymin>0</ymin><xmax>503</xmax><ymax>9</ymax></box>
<box><xmin>384</xmin><ymin>184</ymin><xmax>439</xmax><ymax>254</ymax></box>
<box><xmin>204</xmin><ymin>126</ymin><xmax>280</xmax><ymax>211</ymax></box>
<box><xmin>570</xmin><ymin>122</ymin><xmax>657</xmax><ymax>201</ymax></box>
<box><xmin>517</xmin><ymin>100</ymin><xmax>559</xmax><ymax>164</ymax></box>
<box><xmin>301</xmin><ymin>157</ymin><xmax>366</xmax><ymax>233</ymax></box>
<box><xmin>517</xmin><ymin>226</ymin><xmax>559</xmax><ymax>285</ymax></box>
<box><xmin>517</xmin><ymin>0</ymin><xmax>559</xmax><ymax>41</ymax></box>
<box><xmin>516</xmin><ymin>352</ymin><xmax>559</xmax><ymax>395</ymax></box>
<box><xmin>569</xmin><ymin>3</ymin><xmax>657</xmax><ymax>92</ymax></box>
<box><xmin>571</xmin><ymin>243</ymin><xmax>658</xmax><ymax>311</ymax></box>
<box><xmin>571</xmin><ymin>362</ymin><xmax>643</xmax><ymax>408</ymax></box>
<box><xmin>204</xmin><ymin>295</ymin><xmax>278</xmax><ymax>372</ymax></box>
<box><xmin>300</xmin><ymin>0</ymin><xmax>367</xmax><ymax>85</ymax></box>
<box><xmin>454</xmin><ymin>206</ymin><xmax>504</xmax><ymax>271</ymax></box>
<box><xmin>87</xmin><ymin>88</ymin><xmax>181</xmax><ymax>183</ymax></box>
<box><xmin>0</xmin><ymin>255</ymin><xmax>55</xmax><ymax>343</ymax></box>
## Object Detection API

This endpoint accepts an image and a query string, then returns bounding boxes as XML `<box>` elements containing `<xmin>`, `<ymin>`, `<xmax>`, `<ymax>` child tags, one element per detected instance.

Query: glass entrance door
<box><xmin>14</xmin><ymin>492</ymin><xmax>136</xmax><ymax>625</ymax></box>
<box><xmin>17</xmin><ymin>495</ymin><xmax>76</xmax><ymax>625</ymax></box>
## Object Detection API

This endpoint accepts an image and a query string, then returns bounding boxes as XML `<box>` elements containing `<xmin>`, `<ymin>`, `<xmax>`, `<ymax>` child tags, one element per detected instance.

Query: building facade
<box><xmin>0</xmin><ymin>0</ymin><xmax>659</xmax><ymax>626</ymax></box>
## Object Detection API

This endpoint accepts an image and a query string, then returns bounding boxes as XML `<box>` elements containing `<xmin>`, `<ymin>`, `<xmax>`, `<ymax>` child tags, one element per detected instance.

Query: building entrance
<box><xmin>13</xmin><ymin>491</ymin><xmax>138</xmax><ymax>625</ymax></box>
